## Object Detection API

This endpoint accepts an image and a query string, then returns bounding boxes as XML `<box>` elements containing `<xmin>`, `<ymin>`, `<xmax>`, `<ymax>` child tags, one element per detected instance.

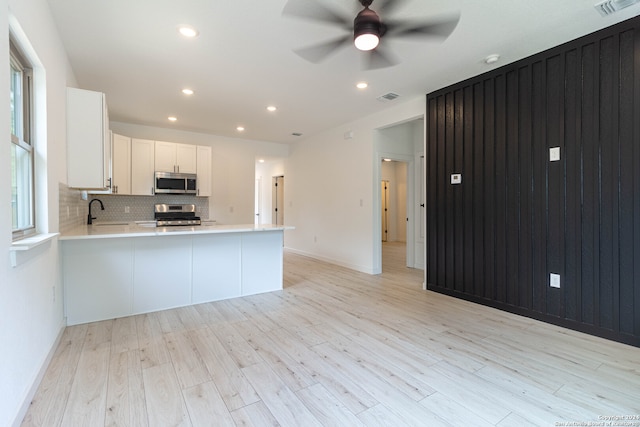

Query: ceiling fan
<box><xmin>282</xmin><ymin>0</ymin><xmax>460</xmax><ymax>69</ymax></box>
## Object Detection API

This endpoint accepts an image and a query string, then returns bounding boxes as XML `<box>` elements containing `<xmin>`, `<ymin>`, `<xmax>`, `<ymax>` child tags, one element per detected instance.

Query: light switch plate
<box><xmin>451</xmin><ymin>174</ymin><xmax>462</xmax><ymax>184</ymax></box>
<box><xmin>549</xmin><ymin>147</ymin><xmax>561</xmax><ymax>162</ymax></box>
<box><xmin>550</xmin><ymin>273</ymin><xmax>561</xmax><ymax>288</ymax></box>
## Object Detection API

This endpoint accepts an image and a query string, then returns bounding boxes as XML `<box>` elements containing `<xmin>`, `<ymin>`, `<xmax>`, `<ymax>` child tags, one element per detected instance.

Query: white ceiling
<box><xmin>47</xmin><ymin>0</ymin><xmax>640</xmax><ymax>144</ymax></box>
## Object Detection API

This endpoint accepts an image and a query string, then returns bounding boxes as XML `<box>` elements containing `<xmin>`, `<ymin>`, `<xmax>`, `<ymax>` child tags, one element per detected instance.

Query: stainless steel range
<box><xmin>154</xmin><ymin>204</ymin><xmax>201</xmax><ymax>226</ymax></box>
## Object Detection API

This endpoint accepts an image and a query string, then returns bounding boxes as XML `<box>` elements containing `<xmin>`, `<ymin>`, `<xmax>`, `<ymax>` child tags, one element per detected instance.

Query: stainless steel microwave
<box><xmin>154</xmin><ymin>171</ymin><xmax>197</xmax><ymax>195</ymax></box>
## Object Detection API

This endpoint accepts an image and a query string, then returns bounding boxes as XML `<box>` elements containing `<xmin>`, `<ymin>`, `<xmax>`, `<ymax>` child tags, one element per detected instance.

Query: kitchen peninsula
<box><xmin>60</xmin><ymin>223</ymin><xmax>293</xmax><ymax>325</ymax></box>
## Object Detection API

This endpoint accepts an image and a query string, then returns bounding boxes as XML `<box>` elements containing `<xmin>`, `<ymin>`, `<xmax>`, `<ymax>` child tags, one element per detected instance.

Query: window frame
<box><xmin>10</xmin><ymin>38</ymin><xmax>36</xmax><ymax>240</ymax></box>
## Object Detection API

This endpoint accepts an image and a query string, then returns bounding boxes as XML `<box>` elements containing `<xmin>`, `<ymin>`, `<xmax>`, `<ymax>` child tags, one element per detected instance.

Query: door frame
<box><xmin>373</xmin><ymin>152</ymin><xmax>415</xmax><ymax>274</ymax></box>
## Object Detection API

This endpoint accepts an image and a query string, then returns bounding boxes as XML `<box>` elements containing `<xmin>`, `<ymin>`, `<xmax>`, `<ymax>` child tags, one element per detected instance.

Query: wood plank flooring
<box><xmin>22</xmin><ymin>242</ymin><xmax>640</xmax><ymax>426</ymax></box>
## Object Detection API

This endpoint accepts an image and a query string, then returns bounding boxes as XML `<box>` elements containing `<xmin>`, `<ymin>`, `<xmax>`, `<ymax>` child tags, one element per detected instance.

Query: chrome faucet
<box><xmin>87</xmin><ymin>198</ymin><xmax>104</xmax><ymax>225</ymax></box>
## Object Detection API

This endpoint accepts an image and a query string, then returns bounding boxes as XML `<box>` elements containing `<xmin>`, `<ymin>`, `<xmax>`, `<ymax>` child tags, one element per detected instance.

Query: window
<box><xmin>10</xmin><ymin>39</ymin><xmax>35</xmax><ymax>239</ymax></box>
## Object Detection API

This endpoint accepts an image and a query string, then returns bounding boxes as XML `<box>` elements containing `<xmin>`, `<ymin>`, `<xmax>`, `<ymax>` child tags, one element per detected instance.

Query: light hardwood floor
<box><xmin>22</xmin><ymin>242</ymin><xmax>640</xmax><ymax>426</ymax></box>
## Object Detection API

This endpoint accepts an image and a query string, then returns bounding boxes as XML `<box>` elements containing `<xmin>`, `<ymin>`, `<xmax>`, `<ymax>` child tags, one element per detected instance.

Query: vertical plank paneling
<box><xmin>445</xmin><ymin>92</ymin><xmax>455</xmax><ymax>290</ymax></box>
<box><xmin>530</xmin><ymin>60</ymin><xmax>547</xmax><ymax>315</ymax></box>
<box><xmin>436</xmin><ymin>95</ymin><xmax>447</xmax><ymax>288</ymax></box>
<box><xmin>483</xmin><ymin>79</ymin><xmax>496</xmax><ymax>301</ymax></box>
<box><xmin>427</xmin><ymin>98</ymin><xmax>438</xmax><ymax>287</ymax></box>
<box><xmin>505</xmin><ymin>69</ymin><xmax>520</xmax><ymax>307</ymax></box>
<box><xmin>633</xmin><ymin>27</ymin><xmax>640</xmax><ymax>340</ymax></box>
<box><xmin>581</xmin><ymin>42</ymin><xmax>598</xmax><ymax>326</ymax></box>
<box><xmin>517</xmin><ymin>66</ymin><xmax>533</xmax><ymax>311</ymax></box>
<box><xmin>463</xmin><ymin>86</ymin><xmax>475</xmax><ymax>295</ymax></box>
<box><xmin>494</xmin><ymin>74</ymin><xmax>507</xmax><ymax>303</ymax></box>
<box><xmin>617</xmin><ymin>29</ymin><xmax>635</xmax><ymax>335</ymax></box>
<box><xmin>472</xmin><ymin>83</ymin><xmax>485</xmax><ymax>298</ymax></box>
<box><xmin>598</xmin><ymin>35</ymin><xmax>616</xmax><ymax>331</ymax></box>
<box><xmin>546</xmin><ymin>54</ymin><xmax>564</xmax><ymax>318</ymax></box>
<box><xmin>563</xmin><ymin>48</ymin><xmax>581</xmax><ymax>323</ymax></box>
<box><xmin>453</xmin><ymin>89</ymin><xmax>465</xmax><ymax>293</ymax></box>
<box><xmin>425</xmin><ymin>16</ymin><xmax>640</xmax><ymax>347</ymax></box>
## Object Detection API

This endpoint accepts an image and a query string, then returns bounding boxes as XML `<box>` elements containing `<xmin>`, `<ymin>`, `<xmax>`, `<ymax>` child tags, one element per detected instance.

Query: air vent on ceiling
<box><xmin>594</xmin><ymin>0</ymin><xmax>640</xmax><ymax>16</ymax></box>
<box><xmin>377</xmin><ymin>92</ymin><xmax>400</xmax><ymax>102</ymax></box>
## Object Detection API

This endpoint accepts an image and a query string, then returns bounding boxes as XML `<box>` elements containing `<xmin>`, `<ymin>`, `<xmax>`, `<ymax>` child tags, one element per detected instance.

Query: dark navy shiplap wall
<box><xmin>426</xmin><ymin>16</ymin><xmax>640</xmax><ymax>347</ymax></box>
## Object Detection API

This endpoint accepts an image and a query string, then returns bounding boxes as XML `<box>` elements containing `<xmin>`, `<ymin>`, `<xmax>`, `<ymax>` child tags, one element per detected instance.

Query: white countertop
<box><xmin>60</xmin><ymin>221</ymin><xmax>294</xmax><ymax>240</ymax></box>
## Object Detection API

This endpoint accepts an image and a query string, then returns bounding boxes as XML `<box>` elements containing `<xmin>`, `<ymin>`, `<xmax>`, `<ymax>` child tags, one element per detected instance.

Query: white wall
<box><xmin>110</xmin><ymin>122</ymin><xmax>289</xmax><ymax>225</ymax></box>
<box><xmin>2</xmin><ymin>0</ymin><xmax>73</xmax><ymax>425</ymax></box>
<box><xmin>284</xmin><ymin>96</ymin><xmax>424</xmax><ymax>274</ymax></box>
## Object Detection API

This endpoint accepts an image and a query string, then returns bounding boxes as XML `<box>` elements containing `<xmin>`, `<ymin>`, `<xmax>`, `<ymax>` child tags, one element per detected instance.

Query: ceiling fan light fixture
<box><xmin>353</xmin><ymin>7</ymin><xmax>381</xmax><ymax>51</ymax></box>
<box><xmin>355</xmin><ymin>33</ymin><xmax>379</xmax><ymax>51</ymax></box>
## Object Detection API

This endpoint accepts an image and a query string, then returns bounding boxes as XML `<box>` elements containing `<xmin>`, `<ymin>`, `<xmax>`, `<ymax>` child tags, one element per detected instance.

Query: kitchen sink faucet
<box><xmin>87</xmin><ymin>198</ymin><xmax>104</xmax><ymax>225</ymax></box>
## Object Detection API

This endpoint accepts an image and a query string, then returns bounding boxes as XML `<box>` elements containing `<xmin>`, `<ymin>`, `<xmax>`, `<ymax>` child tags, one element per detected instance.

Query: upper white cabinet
<box><xmin>111</xmin><ymin>133</ymin><xmax>131</xmax><ymax>195</ymax></box>
<box><xmin>196</xmin><ymin>145</ymin><xmax>212</xmax><ymax>197</ymax></box>
<box><xmin>67</xmin><ymin>87</ymin><xmax>111</xmax><ymax>189</ymax></box>
<box><xmin>131</xmin><ymin>138</ymin><xmax>155</xmax><ymax>195</ymax></box>
<box><xmin>155</xmin><ymin>141</ymin><xmax>197</xmax><ymax>174</ymax></box>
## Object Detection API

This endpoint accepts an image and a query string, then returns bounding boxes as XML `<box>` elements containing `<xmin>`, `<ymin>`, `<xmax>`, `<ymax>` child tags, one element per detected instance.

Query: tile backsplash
<box><xmin>59</xmin><ymin>182</ymin><xmax>87</xmax><ymax>232</ymax></box>
<box><xmin>59</xmin><ymin>183</ymin><xmax>210</xmax><ymax>230</ymax></box>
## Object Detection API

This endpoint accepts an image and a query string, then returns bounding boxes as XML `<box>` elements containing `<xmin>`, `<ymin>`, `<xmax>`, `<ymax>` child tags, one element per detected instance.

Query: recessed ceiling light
<box><xmin>356</xmin><ymin>82</ymin><xmax>368</xmax><ymax>89</ymax></box>
<box><xmin>178</xmin><ymin>26</ymin><xmax>199</xmax><ymax>38</ymax></box>
<box><xmin>383</xmin><ymin>158</ymin><xmax>392</xmax><ymax>162</ymax></box>
<box><xmin>266</xmin><ymin>106</ymin><xmax>277</xmax><ymax>112</ymax></box>
<box><xmin>168</xmin><ymin>116</ymin><xmax>177</xmax><ymax>122</ymax></box>
<box><xmin>236</xmin><ymin>126</ymin><xmax>245</xmax><ymax>132</ymax></box>
<box><xmin>484</xmin><ymin>54</ymin><xmax>500</xmax><ymax>64</ymax></box>
<box><xmin>258</xmin><ymin>159</ymin><xmax>265</xmax><ymax>163</ymax></box>
<box><xmin>182</xmin><ymin>88</ymin><xmax>194</xmax><ymax>95</ymax></box>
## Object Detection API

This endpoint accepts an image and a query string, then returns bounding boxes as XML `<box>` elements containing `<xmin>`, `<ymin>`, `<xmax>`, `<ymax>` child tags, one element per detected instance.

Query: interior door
<box><xmin>272</xmin><ymin>176</ymin><xmax>284</xmax><ymax>225</ymax></box>
<box><xmin>255</xmin><ymin>177</ymin><xmax>262</xmax><ymax>225</ymax></box>
<box><xmin>381</xmin><ymin>180</ymin><xmax>389</xmax><ymax>242</ymax></box>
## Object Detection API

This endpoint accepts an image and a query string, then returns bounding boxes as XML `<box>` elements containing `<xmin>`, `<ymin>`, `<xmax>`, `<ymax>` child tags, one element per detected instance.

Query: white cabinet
<box><xmin>155</xmin><ymin>141</ymin><xmax>196</xmax><ymax>173</ymax></box>
<box><xmin>192</xmin><ymin>233</ymin><xmax>241</xmax><ymax>303</ymax></box>
<box><xmin>67</xmin><ymin>87</ymin><xmax>111</xmax><ymax>189</ymax></box>
<box><xmin>131</xmin><ymin>138</ymin><xmax>155</xmax><ymax>195</ymax></box>
<box><xmin>196</xmin><ymin>145</ymin><xmax>212</xmax><ymax>197</ymax></box>
<box><xmin>63</xmin><ymin>238</ymin><xmax>134</xmax><ymax>325</ymax></box>
<box><xmin>62</xmin><ymin>228</ymin><xmax>287</xmax><ymax>325</ymax></box>
<box><xmin>133</xmin><ymin>236</ymin><xmax>192</xmax><ymax>314</ymax></box>
<box><xmin>241</xmin><ymin>231</ymin><xmax>284</xmax><ymax>296</ymax></box>
<box><xmin>111</xmin><ymin>133</ymin><xmax>131</xmax><ymax>195</ymax></box>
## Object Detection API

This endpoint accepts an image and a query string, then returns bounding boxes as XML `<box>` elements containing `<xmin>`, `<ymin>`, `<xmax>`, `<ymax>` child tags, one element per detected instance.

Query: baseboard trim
<box><xmin>284</xmin><ymin>247</ymin><xmax>376</xmax><ymax>275</ymax></box>
<box><xmin>12</xmin><ymin>318</ymin><xmax>66</xmax><ymax>427</ymax></box>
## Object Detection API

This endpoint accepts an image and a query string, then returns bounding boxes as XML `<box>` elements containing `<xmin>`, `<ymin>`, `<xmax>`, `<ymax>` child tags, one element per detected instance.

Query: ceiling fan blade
<box><xmin>282</xmin><ymin>0</ymin><xmax>352</xmax><ymax>28</ymax></box>
<box><xmin>293</xmin><ymin>35</ymin><xmax>352</xmax><ymax>63</ymax></box>
<box><xmin>374</xmin><ymin>0</ymin><xmax>411</xmax><ymax>15</ymax></box>
<box><xmin>363</xmin><ymin>46</ymin><xmax>399</xmax><ymax>70</ymax></box>
<box><xmin>386</xmin><ymin>13</ymin><xmax>460</xmax><ymax>39</ymax></box>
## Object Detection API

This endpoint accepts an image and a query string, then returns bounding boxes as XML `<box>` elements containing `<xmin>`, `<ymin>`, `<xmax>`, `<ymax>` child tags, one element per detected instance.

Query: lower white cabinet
<box><xmin>63</xmin><ymin>238</ymin><xmax>134</xmax><ymax>325</ymax></box>
<box><xmin>133</xmin><ymin>236</ymin><xmax>192</xmax><ymax>313</ymax></box>
<box><xmin>192</xmin><ymin>233</ymin><xmax>241</xmax><ymax>303</ymax></box>
<box><xmin>62</xmin><ymin>230</ymin><xmax>285</xmax><ymax>325</ymax></box>
<box><xmin>242</xmin><ymin>231</ymin><xmax>283</xmax><ymax>296</ymax></box>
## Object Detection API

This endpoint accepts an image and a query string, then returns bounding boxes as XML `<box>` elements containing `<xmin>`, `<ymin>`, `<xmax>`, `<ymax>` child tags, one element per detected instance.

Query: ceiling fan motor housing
<box><xmin>354</xmin><ymin>7</ymin><xmax>385</xmax><ymax>40</ymax></box>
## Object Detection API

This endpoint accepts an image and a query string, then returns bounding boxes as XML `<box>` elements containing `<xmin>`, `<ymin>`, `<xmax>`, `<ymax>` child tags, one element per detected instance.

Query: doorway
<box><xmin>272</xmin><ymin>175</ymin><xmax>284</xmax><ymax>225</ymax></box>
<box><xmin>381</xmin><ymin>180</ymin><xmax>389</xmax><ymax>242</ymax></box>
<box><xmin>381</xmin><ymin>160</ymin><xmax>409</xmax><ymax>268</ymax></box>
